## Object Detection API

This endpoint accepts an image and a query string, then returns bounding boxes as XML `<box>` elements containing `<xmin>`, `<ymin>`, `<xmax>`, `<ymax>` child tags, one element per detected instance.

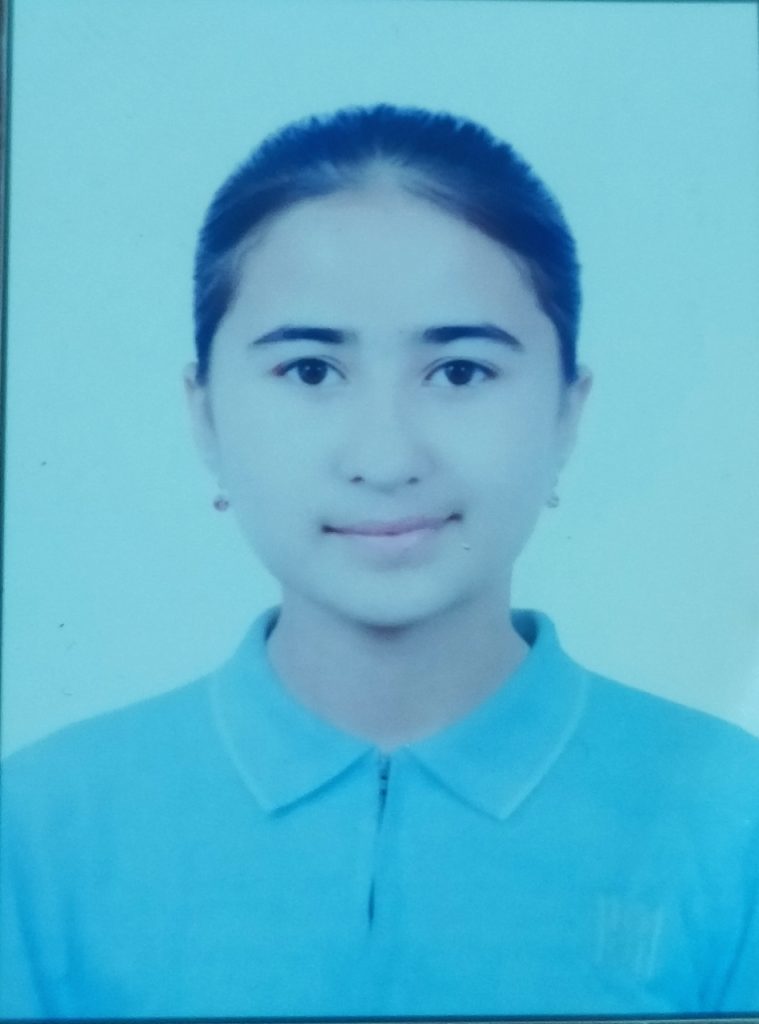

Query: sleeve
<box><xmin>0</xmin><ymin>754</ymin><xmax>62</xmax><ymax>1020</ymax></box>
<box><xmin>0</xmin><ymin>849</ymin><xmax>48</xmax><ymax>1018</ymax></box>
<box><xmin>1</xmin><ymin>792</ymin><xmax>47</xmax><ymax>1017</ymax></box>
<box><xmin>713</xmin><ymin>802</ymin><xmax>759</xmax><ymax>1014</ymax></box>
<box><xmin>717</xmin><ymin>884</ymin><xmax>759</xmax><ymax>1012</ymax></box>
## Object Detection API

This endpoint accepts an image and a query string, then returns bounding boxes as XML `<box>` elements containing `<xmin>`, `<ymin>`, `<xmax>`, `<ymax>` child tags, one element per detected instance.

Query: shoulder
<box><xmin>527</xmin><ymin>610</ymin><xmax>759</xmax><ymax>811</ymax></box>
<box><xmin>576</xmin><ymin>666</ymin><xmax>759</xmax><ymax>829</ymax></box>
<box><xmin>1</xmin><ymin>677</ymin><xmax>217</xmax><ymax>819</ymax></box>
<box><xmin>582</xmin><ymin>666</ymin><xmax>759</xmax><ymax>761</ymax></box>
<box><xmin>1</xmin><ymin>610</ymin><xmax>279</xmax><ymax>790</ymax></box>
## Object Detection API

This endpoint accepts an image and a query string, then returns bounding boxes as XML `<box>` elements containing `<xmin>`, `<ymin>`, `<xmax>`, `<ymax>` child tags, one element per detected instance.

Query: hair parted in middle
<box><xmin>194</xmin><ymin>104</ymin><xmax>581</xmax><ymax>386</ymax></box>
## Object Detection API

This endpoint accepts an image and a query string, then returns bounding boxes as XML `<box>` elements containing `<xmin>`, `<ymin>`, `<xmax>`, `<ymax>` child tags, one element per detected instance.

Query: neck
<box><xmin>265</xmin><ymin>590</ymin><xmax>529</xmax><ymax>750</ymax></box>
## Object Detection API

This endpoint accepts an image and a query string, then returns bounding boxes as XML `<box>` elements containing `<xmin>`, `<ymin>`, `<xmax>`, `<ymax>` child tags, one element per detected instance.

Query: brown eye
<box><xmin>274</xmin><ymin>358</ymin><xmax>340</xmax><ymax>386</ymax></box>
<box><xmin>429</xmin><ymin>360</ymin><xmax>496</xmax><ymax>387</ymax></box>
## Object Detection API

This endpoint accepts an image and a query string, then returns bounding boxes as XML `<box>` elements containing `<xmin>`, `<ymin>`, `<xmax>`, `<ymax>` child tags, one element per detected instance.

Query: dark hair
<box><xmin>193</xmin><ymin>104</ymin><xmax>581</xmax><ymax>385</ymax></box>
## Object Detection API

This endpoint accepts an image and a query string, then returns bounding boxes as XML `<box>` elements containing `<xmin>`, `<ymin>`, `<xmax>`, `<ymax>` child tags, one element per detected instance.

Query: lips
<box><xmin>325</xmin><ymin>514</ymin><xmax>459</xmax><ymax>537</ymax></box>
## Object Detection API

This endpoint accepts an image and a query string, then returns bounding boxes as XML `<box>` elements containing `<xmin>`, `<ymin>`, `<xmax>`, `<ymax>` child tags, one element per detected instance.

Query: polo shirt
<box><xmin>1</xmin><ymin>608</ymin><xmax>758</xmax><ymax>1018</ymax></box>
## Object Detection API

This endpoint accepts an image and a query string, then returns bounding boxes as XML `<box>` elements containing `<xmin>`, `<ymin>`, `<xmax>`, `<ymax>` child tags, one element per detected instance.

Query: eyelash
<box><xmin>271</xmin><ymin>358</ymin><xmax>498</xmax><ymax>388</ymax></box>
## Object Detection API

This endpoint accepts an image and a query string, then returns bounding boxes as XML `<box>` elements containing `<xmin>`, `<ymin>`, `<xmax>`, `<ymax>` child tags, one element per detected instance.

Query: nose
<box><xmin>334</xmin><ymin>386</ymin><xmax>434</xmax><ymax>490</ymax></box>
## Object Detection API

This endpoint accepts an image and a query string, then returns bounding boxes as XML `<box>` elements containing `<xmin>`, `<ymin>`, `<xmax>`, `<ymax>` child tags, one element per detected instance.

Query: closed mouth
<box><xmin>325</xmin><ymin>513</ymin><xmax>461</xmax><ymax>537</ymax></box>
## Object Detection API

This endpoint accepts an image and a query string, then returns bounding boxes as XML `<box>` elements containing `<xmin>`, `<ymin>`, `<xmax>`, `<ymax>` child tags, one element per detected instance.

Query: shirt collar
<box><xmin>210</xmin><ymin>607</ymin><xmax>588</xmax><ymax>819</ymax></box>
<box><xmin>408</xmin><ymin>610</ymin><xmax>589</xmax><ymax>819</ymax></box>
<box><xmin>210</xmin><ymin>607</ymin><xmax>370</xmax><ymax>814</ymax></box>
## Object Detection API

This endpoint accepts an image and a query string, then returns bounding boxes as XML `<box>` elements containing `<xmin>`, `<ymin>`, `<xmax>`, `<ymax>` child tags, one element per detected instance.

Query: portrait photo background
<box><xmin>3</xmin><ymin>0</ymin><xmax>759</xmax><ymax>755</ymax></box>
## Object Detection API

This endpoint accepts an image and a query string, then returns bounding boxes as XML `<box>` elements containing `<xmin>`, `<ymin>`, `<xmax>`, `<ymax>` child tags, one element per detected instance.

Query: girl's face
<box><xmin>187</xmin><ymin>186</ymin><xmax>591</xmax><ymax>628</ymax></box>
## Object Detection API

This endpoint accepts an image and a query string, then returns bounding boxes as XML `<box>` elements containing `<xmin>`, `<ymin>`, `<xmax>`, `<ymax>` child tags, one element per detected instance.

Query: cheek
<box><xmin>214</xmin><ymin>429</ymin><xmax>325</xmax><ymax>552</ymax></box>
<box><xmin>224</xmin><ymin>450</ymin><xmax>308</xmax><ymax>514</ymax></box>
<box><xmin>209</xmin><ymin>394</ymin><xmax>303</xmax><ymax>488</ymax></box>
<box><xmin>452</xmin><ymin>409</ymin><xmax>558</xmax><ymax>498</ymax></box>
<box><xmin>222</xmin><ymin>457</ymin><xmax>310</xmax><ymax>569</ymax></box>
<box><xmin>464</xmin><ymin>448</ymin><xmax>553</xmax><ymax>567</ymax></box>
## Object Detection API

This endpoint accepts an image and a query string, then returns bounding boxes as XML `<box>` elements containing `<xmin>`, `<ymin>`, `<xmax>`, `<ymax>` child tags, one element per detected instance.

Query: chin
<box><xmin>321</xmin><ymin>581</ymin><xmax>471</xmax><ymax>633</ymax></box>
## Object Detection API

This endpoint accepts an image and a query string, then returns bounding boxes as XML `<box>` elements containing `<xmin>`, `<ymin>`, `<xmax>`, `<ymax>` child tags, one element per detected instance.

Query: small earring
<box><xmin>213</xmin><ymin>494</ymin><xmax>230</xmax><ymax>512</ymax></box>
<box><xmin>546</xmin><ymin>491</ymin><xmax>560</xmax><ymax>509</ymax></box>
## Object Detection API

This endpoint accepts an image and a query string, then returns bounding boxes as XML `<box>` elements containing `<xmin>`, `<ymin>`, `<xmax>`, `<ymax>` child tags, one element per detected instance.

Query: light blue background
<box><xmin>3</xmin><ymin>0</ymin><xmax>759</xmax><ymax>753</ymax></box>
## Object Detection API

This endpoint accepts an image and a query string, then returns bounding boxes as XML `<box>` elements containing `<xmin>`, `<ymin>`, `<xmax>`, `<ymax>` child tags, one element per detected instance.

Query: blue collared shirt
<box><xmin>2</xmin><ymin>609</ymin><xmax>758</xmax><ymax>1017</ymax></box>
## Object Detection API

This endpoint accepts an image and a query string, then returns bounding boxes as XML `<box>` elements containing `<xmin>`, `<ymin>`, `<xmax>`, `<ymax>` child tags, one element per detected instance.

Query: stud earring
<box><xmin>546</xmin><ymin>491</ymin><xmax>560</xmax><ymax>509</ymax></box>
<box><xmin>213</xmin><ymin>494</ymin><xmax>230</xmax><ymax>512</ymax></box>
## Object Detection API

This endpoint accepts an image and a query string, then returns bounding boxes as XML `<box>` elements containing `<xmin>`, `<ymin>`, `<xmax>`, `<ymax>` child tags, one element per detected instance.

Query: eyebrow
<box><xmin>249</xmin><ymin>323</ymin><xmax>523</xmax><ymax>350</ymax></box>
<box><xmin>422</xmin><ymin>324</ymin><xmax>523</xmax><ymax>350</ymax></box>
<box><xmin>250</xmin><ymin>326</ymin><xmax>348</xmax><ymax>347</ymax></box>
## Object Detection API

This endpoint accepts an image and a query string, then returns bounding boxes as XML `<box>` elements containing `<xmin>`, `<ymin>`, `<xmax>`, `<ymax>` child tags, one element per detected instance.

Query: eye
<box><xmin>272</xmin><ymin>358</ymin><xmax>343</xmax><ymax>387</ymax></box>
<box><xmin>427</xmin><ymin>360</ymin><xmax>497</xmax><ymax>387</ymax></box>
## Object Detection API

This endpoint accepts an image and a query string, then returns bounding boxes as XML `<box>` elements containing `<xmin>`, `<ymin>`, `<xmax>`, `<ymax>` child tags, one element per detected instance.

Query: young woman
<box><xmin>2</xmin><ymin>105</ymin><xmax>757</xmax><ymax>1019</ymax></box>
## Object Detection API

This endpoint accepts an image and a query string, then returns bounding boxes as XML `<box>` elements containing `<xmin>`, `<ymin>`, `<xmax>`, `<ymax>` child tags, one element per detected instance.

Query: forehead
<box><xmin>229</xmin><ymin>186</ymin><xmax>547</xmax><ymax>329</ymax></box>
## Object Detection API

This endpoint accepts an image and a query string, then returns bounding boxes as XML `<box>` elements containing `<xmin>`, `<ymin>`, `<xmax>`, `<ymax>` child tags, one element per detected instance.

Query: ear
<box><xmin>184</xmin><ymin>362</ymin><xmax>223</xmax><ymax>480</ymax></box>
<box><xmin>554</xmin><ymin>366</ymin><xmax>593</xmax><ymax>472</ymax></box>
